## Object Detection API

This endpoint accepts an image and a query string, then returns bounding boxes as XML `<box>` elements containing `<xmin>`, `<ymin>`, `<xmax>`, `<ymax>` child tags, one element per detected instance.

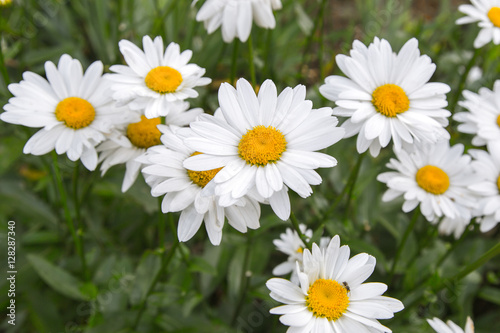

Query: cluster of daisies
<box><xmin>2</xmin><ymin>0</ymin><xmax>499</xmax><ymax>331</ymax></box>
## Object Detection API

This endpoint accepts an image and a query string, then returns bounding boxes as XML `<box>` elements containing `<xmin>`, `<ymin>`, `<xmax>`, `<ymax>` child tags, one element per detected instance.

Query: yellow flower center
<box><xmin>126</xmin><ymin>116</ymin><xmax>162</xmax><ymax>149</ymax></box>
<box><xmin>497</xmin><ymin>175</ymin><xmax>500</xmax><ymax>192</ymax></box>
<box><xmin>305</xmin><ymin>279</ymin><xmax>350</xmax><ymax>321</ymax></box>
<box><xmin>296</xmin><ymin>247</ymin><xmax>304</xmax><ymax>254</ymax></box>
<box><xmin>144</xmin><ymin>66</ymin><xmax>183</xmax><ymax>94</ymax></box>
<box><xmin>187</xmin><ymin>152</ymin><xmax>223</xmax><ymax>188</ymax></box>
<box><xmin>496</xmin><ymin>114</ymin><xmax>500</xmax><ymax>128</ymax></box>
<box><xmin>55</xmin><ymin>97</ymin><xmax>95</xmax><ymax>129</ymax></box>
<box><xmin>488</xmin><ymin>7</ymin><xmax>500</xmax><ymax>28</ymax></box>
<box><xmin>416</xmin><ymin>165</ymin><xmax>450</xmax><ymax>195</ymax></box>
<box><xmin>372</xmin><ymin>84</ymin><xmax>410</xmax><ymax>117</ymax></box>
<box><xmin>238</xmin><ymin>125</ymin><xmax>287</xmax><ymax>166</ymax></box>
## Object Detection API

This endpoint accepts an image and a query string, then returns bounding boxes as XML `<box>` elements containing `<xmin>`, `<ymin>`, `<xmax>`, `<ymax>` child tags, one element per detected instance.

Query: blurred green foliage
<box><xmin>0</xmin><ymin>0</ymin><xmax>499</xmax><ymax>332</ymax></box>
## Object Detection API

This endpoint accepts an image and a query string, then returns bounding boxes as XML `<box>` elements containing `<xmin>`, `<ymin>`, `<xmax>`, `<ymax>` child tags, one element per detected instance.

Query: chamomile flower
<box><xmin>1</xmin><ymin>54</ymin><xmax>124</xmax><ymax>171</ymax></box>
<box><xmin>319</xmin><ymin>37</ymin><xmax>451</xmax><ymax>157</ymax></box>
<box><xmin>266</xmin><ymin>235</ymin><xmax>404</xmax><ymax>332</ymax></box>
<box><xmin>273</xmin><ymin>224</ymin><xmax>330</xmax><ymax>283</ymax></box>
<box><xmin>454</xmin><ymin>80</ymin><xmax>500</xmax><ymax>147</ymax></box>
<box><xmin>98</xmin><ymin>102</ymin><xmax>203</xmax><ymax>192</ymax></box>
<box><xmin>139</xmin><ymin>125</ymin><xmax>261</xmax><ymax>245</ymax></box>
<box><xmin>183</xmin><ymin>78</ymin><xmax>345</xmax><ymax>221</ymax></box>
<box><xmin>377</xmin><ymin>141</ymin><xmax>478</xmax><ymax>229</ymax></box>
<box><xmin>427</xmin><ymin>316</ymin><xmax>474</xmax><ymax>333</ymax></box>
<box><xmin>194</xmin><ymin>0</ymin><xmax>282</xmax><ymax>43</ymax></box>
<box><xmin>469</xmin><ymin>146</ymin><xmax>500</xmax><ymax>232</ymax></box>
<box><xmin>457</xmin><ymin>0</ymin><xmax>500</xmax><ymax>48</ymax></box>
<box><xmin>108</xmin><ymin>35</ymin><xmax>211</xmax><ymax>119</ymax></box>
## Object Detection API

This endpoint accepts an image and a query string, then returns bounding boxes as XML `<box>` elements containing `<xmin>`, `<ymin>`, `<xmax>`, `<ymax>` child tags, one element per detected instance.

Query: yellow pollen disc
<box><xmin>126</xmin><ymin>116</ymin><xmax>162</xmax><ymax>149</ymax></box>
<box><xmin>372</xmin><ymin>84</ymin><xmax>410</xmax><ymax>117</ymax></box>
<box><xmin>496</xmin><ymin>114</ymin><xmax>500</xmax><ymax>128</ymax></box>
<box><xmin>55</xmin><ymin>97</ymin><xmax>95</xmax><ymax>129</ymax></box>
<box><xmin>488</xmin><ymin>7</ymin><xmax>500</xmax><ymax>28</ymax></box>
<box><xmin>144</xmin><ymin>66</ymin><xmax>183</xmax><ymax>94</ymax></box>
<box><xmin>306</xmin><ymin>279</ymin><xmax>350</xmax><ymax>321</ymax></box>
<box><xmin>187</xmin><ymin>152</ymin><xmax>223</xmax><ymax>188</ymax></box>
<box><xmin>416</xmin><ymin>165</ymin><xmax>450</xmax><ymax>195</ymax></box>
<box><xmin>238</xmin><ymin>125</ymin><xmax>287</xmax><ymax>166</ymax></box>
<box><xmin>296</xmin><ymin>247</ymin><xmax>304</xmax><ymax>254</ymax></box>
<box><xmin>497</xmin><ymin>175</ymin><xmax>500</xmax><ymax>192</ymax></box>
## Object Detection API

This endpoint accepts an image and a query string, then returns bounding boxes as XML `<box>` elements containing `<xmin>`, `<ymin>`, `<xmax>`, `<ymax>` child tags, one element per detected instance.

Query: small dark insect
<box><xmin>342</xmin><ymin>281</ymin><xmax>350</xmax><ymax>293</ymax></box>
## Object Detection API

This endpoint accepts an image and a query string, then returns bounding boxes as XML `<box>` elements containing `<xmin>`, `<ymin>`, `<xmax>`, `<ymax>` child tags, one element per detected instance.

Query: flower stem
<box><xmin>389</xmin><ymin>208</ymin><xmax>420</xmax><ymax>282</ymax></box>
<box><xmin>231</xmin><ymin>231</ymin><xmax>253</xmax><ymax>326</ymax></box>
<box><xmin>298</xmin><ymin>0</ymin><xmax>328</xmax><ymax>80</ymax></box>
<box><xmin>289</xmin><ymin>212</ymin><xmax>310</xmax><ymax>249</ymax></box>
<box><xmin>51</xmin><ymin>152</ymin><xmax>89</xmax><ymax>280</ymax></box>
<box><xmin>230</xmin><ymin>40</ymin><xmax>239</xmax><ymax>85</ymax></box>
<box><xmin>343</xmin><ymin>152</ymin><xmax>365</xmax><ymax>219</ymax></box>
<box><xmin>319</xmin><ymin>152</ymin><xmax>365</xmax><ymax>223</ymax></box>
<box><xmin>436</xmin><ymin>223</ymin><xmax>473</xmax><ymax>268</ymax></box>
<box><xmin>451</xmin><ymin>240</ymin><xmax>500</xmax><ymax>283</ymax></box>
<box><xmin>247</xmin><ymin>35</ymin><xmax>256</xmax><ymax>87</ymax></box>
<box><xmin>0</xmin><ymin>33</ymin><xmax>11</xmax><ymax>91</ymax></box>
<box><xmin>317</xmin><ymin>0</ymin><xmax>328</xmax><ymax>79</ymax></box>
<box><xmin>132</xmin><ymin>213</ymin><xmax>179</xmax><ymax>329</ymax></box>
<box><xmin>158</xmin><ymin>197</ymin><xmax>165</xmax><ymax>247</ymax></box>
<box><xmin>264</xmin><ymin>29</ymin><xmax>273</xmax><ymax>79</ymax></box>
<box><xmin>448</xmin><ymin>48</ymin><xmax>481</xmax><ymax>114</ymax></box>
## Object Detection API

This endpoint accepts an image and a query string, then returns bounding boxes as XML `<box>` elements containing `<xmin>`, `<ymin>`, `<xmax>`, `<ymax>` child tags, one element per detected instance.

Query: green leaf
<box><xmin>189</xmin><ymin>256</ymin><xmax>217</xmax><ymax>275</ymax></box>
<box><xmin>0</xmin><ymin>180</ymin><xmax>58</xmax><ymax>226</ymax></box>
<box><xmin>227</xmin><ymin>245</ymin><xmax>246</xmax><ymax>300</ymax></box>
<box><xmin>129</xmin><ymin>250</ymin><xmax>162</xmax><ymax>306</ymax></box>
<box><xmin>27</xmin><ymin>254</ymin><xmax>90</xmax><ymax>301</ymax></box>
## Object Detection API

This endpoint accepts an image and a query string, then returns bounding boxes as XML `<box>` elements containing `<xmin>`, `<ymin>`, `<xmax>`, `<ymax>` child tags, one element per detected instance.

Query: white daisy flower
<box><xmin>469</xmin><ymin>146</ymin><xmax>500</xmax><ymax>232</ymax></box>
<box><xmin>266</xmin><ymin>235</ymin><xmax>404</xmax><ymax>332</ymax></box>
<box><xmin>454</xmin><ymin>80</ymin><xmax>500</xmax><ymax>147</ymax></box>
<box><xmin>1</xmin><ymin>54</ymin><xmax>124</xmax><ymax>171</ymax></box>
<box><xmin>194</xmin><ymin>0</ymin><xmax>282</xmax><ymax>43</ymax></box>
<box><xmin>108</xmin><ymin>35</ymin><xmax>211</xmax><ymax>119</ymax></box>
<box><xmin>427</xmin><ymin>316</ymin><xmax>474</xmax><ymax>333</ymax></box>
<box><xmin>377</xmin><ymin>141</ymin><xmax>478</xmax><ymax>232</ymax></box>
<box><xmin>183</xmin><ymin>78</ymin><xmax>345</xmax><ymax>221</ymax></box>
<box><xmin>457</xmin><ymin>0</ymin><xmax>500</xmax><ymax>48</ymax></box>
<box><xmin>139</xmin><ymin>125</ymin><xmax>261</xmax><ymax>245</ymax></box>
<box><xmin>98</xmin><ymin>102</ymin><xmax>203</xmax><ymax>192</ymax></box>
<box><xmin>319</xmin><ymin>37</ymin><xmax>451</xmax><ymax>157</ymax></box>
<box><xmin>273</xmin><ymin>224</ymin><xmax>330</xmax><ymax>283</ymax></box>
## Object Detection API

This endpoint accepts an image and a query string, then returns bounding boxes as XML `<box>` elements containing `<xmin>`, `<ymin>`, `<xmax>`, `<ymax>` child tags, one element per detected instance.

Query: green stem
<box><xmin>247</xmin><ymin>35</ymin><xmax>256</xmax><ymax>87</ymax></box>
<box><xmin>448</xmin><ymin>48</ymin><xmax>481</xmax><ymax>114</ymax></box>
<box><xmin>132</xmin><ymin>214</ymin><xmax>179</xmax><ymax>329</ymax></box>
<box><xmin>319</xmin><ymin>153</ymin><xmax>365</xmax><ymax>223</ymax></box>
<box><xmin>230</xmin><ymin>40</ymin><xmax>239</xmax><ymax>85</ymax></box>
<box><xmin>343</xmin><ymin>152</ymin><xmax>365</xmax><ymax>219</ymax></box>
<box><xmin>409</xmin><ymin>223</ymin><xmax>473</xmax><ymax>295</ymax></box>
<box><xmin>435</xmin><ymin>224</ymin><xmax>472</xmax><ymax>269</ymax></box>
<box><xmin>0</xmin><ymin>31</ymin><xmax>11</xmax><ymax>90</ymax></box>
<box><xmin>317</xmin><ymin>0</ymin><xmax>328</xmax><ymax>80</ymax></box>
<box><xmin>51</xmin><ymin>152</ymin><xmax>88</xmax><ymax>279</ymax></box>
<box><xmin>72</xmin><ymin>163</ymin><xmax>82</xmax><ymax>226</ymax></box>
<box><xmin>406</xmin><ymin>222</ymin><xmax>439</xmax><ymax>268</ymax></box>
<box><xmin>263</xmin><ymin>29</ymin><xmax>273</xmax><ymax>80</ymax></box>
<box><xmin>297</xmin><ymin>0</ymin><xmax>328</xmax><ymax>80</ymax></box>
<box><xmin>158</xmin><ymin>197</ymin><xmax>165</xmax><ymax>247</ymax></box>
<box><xmin>451</xmin><ymin>241</ymin><xmax>500</xmax><ymax>283</ymax></box>
<box><xmin>231</xmin><ymin>231</ymin><xmax>253</xmax><ymax>326</ymax></box>
<box><xmin>289</xmin><ymin>212</ymin><xmax>310</xmax><ymax>249</ymax></box>
<box><xmin>389</xmin><ymin>208</ymin><xmax>420</xmax><ymax>282</ymax></box>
